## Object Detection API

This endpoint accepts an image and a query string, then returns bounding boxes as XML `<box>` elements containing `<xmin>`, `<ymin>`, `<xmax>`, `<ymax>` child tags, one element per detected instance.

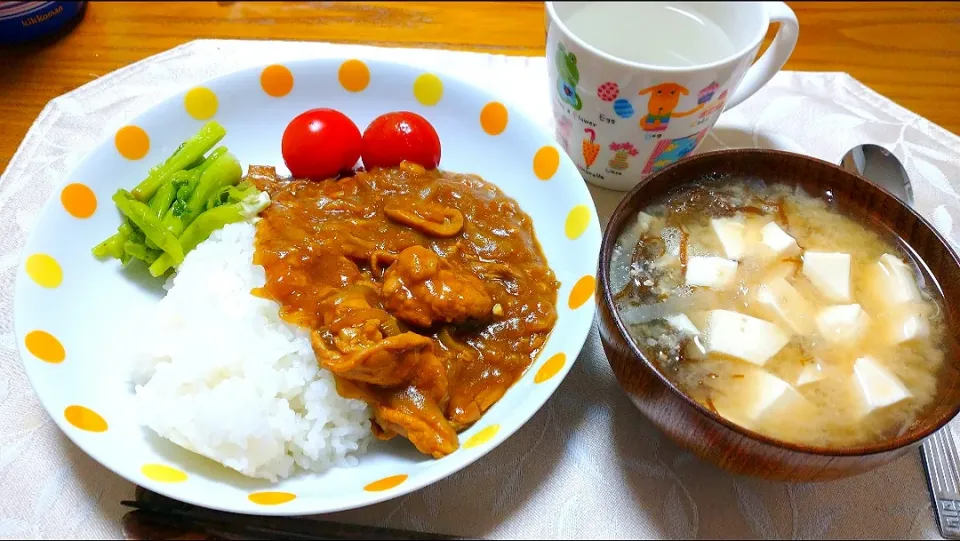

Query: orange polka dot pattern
<box><xmin>464</xmin><ymin>425</ymin><xmax>500</xmax><ymax>449</ymax></box>
<box><xmin>115</xmin><ymin>126</ymin><xmax>150</xmax><ymax>160</ymax></box>
<box><xmin>568</xmin><ymin>275</ymin><xmax>596</xmax><ymax>309</ymax></box>
<box><xmin>338</xmin><ymin>59</ymin><xmax>370</xmax><ymax>92</ymax></box>
<box><xmin>260</xmin><ymin>64</ymin><xmax>294</xmax><ymax>97</ymax></box>
<box><xmin>25</xmin><ymin>330</ymin><xmax>65</xmax><ymax>363</ymax></box>
<box><xmin>364</xmin><ymin>474</ymin><xmax>408</xmax><ymax>492</ymax></box>
<box><xmin>64</xmin><ymin>405</ymin><xmax>107</xmax><ymax>432</ymax></box>
<box><xmin>61</xmin><ymin>183</ymin><xmax>97</xmax><ymax>218</ymax></box>
<box><xmin>249</xmin><ymin>492</ymin><xmax>297</xmax><ymax>505</ymax></box>
<box><xmin>480</xmin><ymin>102</ymin><xmax>508</xmax><ymax>135</ymax></box>
<box><xmin>533</xmin><ymin>146</ymin><xmax>560</xmax><ymax>180</ymax></box>
<box><xmin>535</xmin><ymin>353</ymin><xmax>566</xmax><ymax>383</ymax></box>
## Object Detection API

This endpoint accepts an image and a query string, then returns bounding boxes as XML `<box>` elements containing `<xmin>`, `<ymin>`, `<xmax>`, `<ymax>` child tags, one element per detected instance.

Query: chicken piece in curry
<box><xmin>249</xmin><ymin>162</ymin><xmax>559</xmax><ymax>458</ymax></box>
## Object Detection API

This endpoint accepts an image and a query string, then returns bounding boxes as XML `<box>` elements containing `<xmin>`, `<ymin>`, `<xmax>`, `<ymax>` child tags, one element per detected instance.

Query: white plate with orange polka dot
<box><xmin>14</xmin><ymin>58</ymin><xmax>600</xmax><ymax>515</ymax></box>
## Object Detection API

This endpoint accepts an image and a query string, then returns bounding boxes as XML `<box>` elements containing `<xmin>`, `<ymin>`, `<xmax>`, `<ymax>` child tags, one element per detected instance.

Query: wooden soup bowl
<box><xmin>597</xmin><ymin>149</ymin><xmax>960</xmax><ymax>481</ymax></box>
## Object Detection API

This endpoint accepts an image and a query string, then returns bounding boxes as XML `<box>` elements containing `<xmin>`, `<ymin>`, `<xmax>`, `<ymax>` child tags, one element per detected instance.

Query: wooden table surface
<box><xmin>2</xmin><ymin>1</ymin><xmax>959</xmax><ymax>174</ymax></box>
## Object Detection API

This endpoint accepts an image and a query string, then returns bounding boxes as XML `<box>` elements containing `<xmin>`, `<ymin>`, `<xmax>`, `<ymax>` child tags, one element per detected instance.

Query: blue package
<box><xmin>0</xmin><ymin>1</ymin><xmax>87</xmax><ymax>45</ymax></box>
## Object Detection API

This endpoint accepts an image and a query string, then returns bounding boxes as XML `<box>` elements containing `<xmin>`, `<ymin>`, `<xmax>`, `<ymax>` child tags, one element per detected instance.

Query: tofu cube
<box><xmin>802</xmin><ymin>252</ymin><xmax>852</xmax><ymax>302</ymax></box>
<box><xmin>760</xmin><ymin>222</ymin><xmax>801</xmax><ymax>258</ymax></box>
<box><xmin>711</xmin><ymin>218</ymin><xmax>747</xmax><ymax>260</ymax></box>
<box><xmin>877</xmin><ymin>253</ymin><xmax>922</xmax><ymax>305</ymax></box>
<box><xmin>704</xmin><ymin>310</ymin><xmax>790</xmax><ymax>366</ymax></box>
<box><xmin>754</xmin><ymin>277</ymin><xmax>816</xmax><ymax>335</ymax></box>
<box><xmin>623</xmin><ymin>211</ymin><xmax>655</xmax><ymax>240</ymax></box>
<box><xmin>886</xmin><ymin>304</ymin><xmax>931</xmax><ymax>344</ymax></box>
<box><xmin>686</xmin><ymin>256</ymin><xmax>738</xmax><ymax>289</ymax></box>
<box><xmin>796</xmin><ymin>362</ymin><xmax>826</xmax><ymax>386</ymax></box>
<box><xmin>666</xmin><ymin>314</ymin><xmax>700</xmax><ymax>336</ymax></box>
<box><xmin>853</xmin><ymin>356</ymin><xmax>911</xmax><ymax>414</ymax></box>
<box><xmin>635</xmin><ymin>211</ymin><xmax>655</xmax><ymax>233</ymax></box>
<box><xmin>714</xmin><ymin>369</ymin><xmax>807</xmax><ymax>426</ymax></box>
<box><xmin>815</xmin><ymin>304</ymin><xmax>871</xmax><ymax>345</ymax></box>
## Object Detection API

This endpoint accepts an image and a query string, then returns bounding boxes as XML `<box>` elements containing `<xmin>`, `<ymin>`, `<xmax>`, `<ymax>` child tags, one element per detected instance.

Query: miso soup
<box><xmin>611</xmin><ymin>179</ymin><xmax>946</xmax><ymax>448</ymax></box>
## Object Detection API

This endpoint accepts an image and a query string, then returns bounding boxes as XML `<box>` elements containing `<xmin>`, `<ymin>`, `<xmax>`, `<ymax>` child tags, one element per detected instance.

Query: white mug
<box><xmin>546</xmin><ymin>1</ymin><xmax>799</xmax><ymax>191</ymax></box>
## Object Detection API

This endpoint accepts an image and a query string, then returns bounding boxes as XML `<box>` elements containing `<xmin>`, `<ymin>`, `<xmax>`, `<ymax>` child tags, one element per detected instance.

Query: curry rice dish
<box><xmin>133</xmin><ymin>162</ymin><xmax>560</xmax><ymax>480</ymax></box>
<box><xmin>251</xmin><ymin>162</ymin><xmax>560</xmax><ymax>459</ymax></box>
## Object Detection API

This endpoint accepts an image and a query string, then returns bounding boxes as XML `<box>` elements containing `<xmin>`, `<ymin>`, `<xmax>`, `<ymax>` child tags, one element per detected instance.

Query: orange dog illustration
<box><xmin>638</xmin><ymin>83</ymin><xmax>704</xmax><ymax>132</ymax></box>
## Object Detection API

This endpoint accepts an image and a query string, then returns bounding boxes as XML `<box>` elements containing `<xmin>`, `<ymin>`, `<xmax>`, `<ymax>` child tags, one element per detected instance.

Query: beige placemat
<box><xmin>2</xmin><ymin>40</ymin><xmax>960</xmax><ymax>540</ymax></box>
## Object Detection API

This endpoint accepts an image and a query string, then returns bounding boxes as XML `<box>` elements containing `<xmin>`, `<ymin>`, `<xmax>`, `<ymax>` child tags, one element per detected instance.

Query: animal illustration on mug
<box><xmin>637</xmin><ymin>82</ymin><xmax>704</xmax><ymax>132</ymax></box>
<box><xmin>555</xmin><ymin>43</ymin><xmax>583</xmax><ymax>111</ymax></box>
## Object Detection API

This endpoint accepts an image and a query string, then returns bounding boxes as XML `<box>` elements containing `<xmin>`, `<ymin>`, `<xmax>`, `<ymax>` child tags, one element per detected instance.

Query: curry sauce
<box><xmin>249</xmin><ymin>163</ymin><xmax>559</xmax><ymax>458</ymax></box>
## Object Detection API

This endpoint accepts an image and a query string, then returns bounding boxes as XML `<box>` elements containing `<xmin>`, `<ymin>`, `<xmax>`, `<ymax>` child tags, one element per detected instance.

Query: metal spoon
<box><xmin>841</xmin><ymin>145</ymin><xmax>959</xmax><ymax>539</ymax></box>
<box><xmin>839</xmin><ymin>143</ymin><xmax>914</xmax><ymax>207</ymax></box>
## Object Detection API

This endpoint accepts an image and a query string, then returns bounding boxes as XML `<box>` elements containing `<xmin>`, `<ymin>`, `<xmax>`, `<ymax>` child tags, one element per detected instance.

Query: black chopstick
<box><xmin>121</xmin><ymin>488</ymin><xmax>472</xmax><ymax>541</ymax></box>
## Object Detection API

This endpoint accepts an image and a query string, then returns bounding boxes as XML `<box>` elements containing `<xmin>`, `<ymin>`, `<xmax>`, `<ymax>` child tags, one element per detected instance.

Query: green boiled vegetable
<box><xmin>149</xmin><ymin>181</ymin><xmax>177</xmax><ymax>220</ymax></box>
<box><xmin>92</xmin><ymin>126</ymin><xmax>225</xmax><ymax>257</ymax></box>
<box><xmin>92</xmin><ymin>233</ymin><xmax>125</xmax><ymax>259</ymax></box>
<box><xmin>148</xmin><ymin>191</ymin><xmax>269</xmax><ymax>277</ymax></box>
<box><xmin>123</xmin><ymin>240</ymin><xmax>149</xmax><ymax>261</ymax></box>
<box><xmin>161</xmin><ymin>152</ymin><xmax>241</xmax><ymax>238</ymax></box>
<box><xmin>149</xmin><ymin>169</ymin><xmax>196</xmax><ymax>219</ymax></box>
<box><xmin>168</xmin><ymin>170</ymin><xmax>200</xmax><ymax>221</ymax></box>
<box><xmin>112</xmin><ymin>190</ymin><xmax>184</xmax><ymax>264</ymax></box>
<box><xmin>188</xmin><ymin>146</ymin><xmax>227</xmax><ymax>175</ymax></box>
<box><xmin>146</xmin><ymin>171</ymin><xmax>193</xmax><ymax>250</ymax></box>
<box><xmin>181</xmin><ymin>193</ymin><xmax>270</xmax><ymax>253</ymax></box>
<box><xmin>91</xmin><ymin>123</ymin><xmax>270</xmax><ymax>277</ymax></box>
<box><xmin>130</xmin><ymin>121</ymin><xmax>226</xmax><ymax>202</ymax></box>
<box><xmin>206</xmin><ymin>181</ymin><xmax>258</xmax><ymax>211</ymax></box>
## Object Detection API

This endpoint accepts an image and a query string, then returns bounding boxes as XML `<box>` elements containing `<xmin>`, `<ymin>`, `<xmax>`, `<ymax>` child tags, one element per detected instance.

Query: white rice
<box><xmin>130</xmin><ymin>221</ymin><xmax>372</xmax><ymax>481</ymax></box>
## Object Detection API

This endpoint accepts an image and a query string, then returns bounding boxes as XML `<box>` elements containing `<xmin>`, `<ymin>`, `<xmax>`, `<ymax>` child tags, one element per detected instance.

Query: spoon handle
<box><xmin>921</xmin><ymin>428</ymin><xmax>960</xmax><ymax>539</ymax></box>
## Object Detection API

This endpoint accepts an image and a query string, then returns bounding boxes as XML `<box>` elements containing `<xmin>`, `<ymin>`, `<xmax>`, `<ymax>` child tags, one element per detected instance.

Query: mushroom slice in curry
<box><xmin>251</xmin><ymin>163</ymin><xmax>559</xmax><ymax>458</ymax></box>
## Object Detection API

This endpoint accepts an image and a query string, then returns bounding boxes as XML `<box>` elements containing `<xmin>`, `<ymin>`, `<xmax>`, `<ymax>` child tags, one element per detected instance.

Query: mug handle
<box><xmin>725</xmin><ymin>1</ymin><xmax>799</xmax><ymax>110</ymax></box>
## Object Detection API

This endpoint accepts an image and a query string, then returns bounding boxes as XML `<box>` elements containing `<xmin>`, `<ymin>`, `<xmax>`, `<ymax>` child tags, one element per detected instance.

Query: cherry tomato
<box><xmin>361</xmin><ymin>112</ymin><xmax>441</xmax><ymax>170</ymax></box>
<box><xmin>282</xmin><ymin>108</ymin><xmax>361</xmax><ymax>180</ymax></box>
